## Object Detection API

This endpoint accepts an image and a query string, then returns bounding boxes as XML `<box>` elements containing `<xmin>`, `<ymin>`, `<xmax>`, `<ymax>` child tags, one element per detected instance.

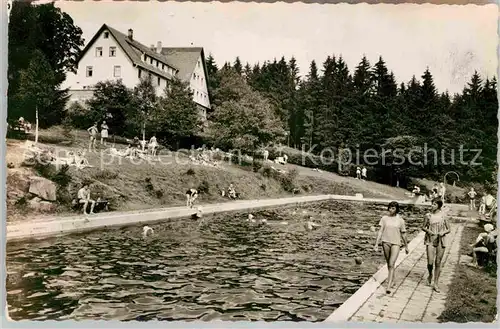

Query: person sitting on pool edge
<box><xmin>374</xmin><ymin>201</ymin><xmax>409</xmax><ymax>294</ymax></box>
<box><xmin>468</xmin><ymin>223</ymin><xmax>497</xmax><ymax>268</ymax></box>
<box><xmin>77</xmin><ymin>184</ymin><xmax>96</xmax><ymax>215</ymax></box>
<box><xmin>186</xmin><ymin>188</ymin><xmax>199</xmax><ymax>208</ymax></box>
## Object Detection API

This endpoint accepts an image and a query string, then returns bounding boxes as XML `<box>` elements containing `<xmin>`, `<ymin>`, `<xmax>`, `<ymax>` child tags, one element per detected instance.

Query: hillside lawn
<box><xmin>6</xmin><ymin>126</ymin><xmax>468</xmax><ymax>222</ymax></box>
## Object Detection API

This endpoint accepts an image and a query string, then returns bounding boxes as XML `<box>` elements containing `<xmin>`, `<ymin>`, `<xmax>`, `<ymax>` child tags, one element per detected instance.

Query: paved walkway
<box><xmin>350</xmin><ymin>223</ymin><xmax>463</xmax><ymax>323</ymax></box>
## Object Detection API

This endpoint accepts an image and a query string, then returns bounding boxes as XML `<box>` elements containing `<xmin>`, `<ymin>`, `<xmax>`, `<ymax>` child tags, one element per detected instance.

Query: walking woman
<box><xmin>422</xmin><ymin>199</ymin><xmax>450</xmax><ymax>292</ymax></box>
<box><xmin>374</xmin><ymin>201</ymin><xmax>409</xmax><ymax>294</ymax></box>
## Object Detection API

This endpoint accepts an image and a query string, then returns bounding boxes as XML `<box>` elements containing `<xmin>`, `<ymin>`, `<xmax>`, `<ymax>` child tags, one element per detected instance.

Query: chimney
<box><xmin>150</xmin><ymin>44</ymin><xmax>155</xmax><ymax>51</ymax></box>
<box><xmin>156</xmin><ymin>41</ymin><xmax>162</xmax><ymax>53</ymax></box>
<box><xmin>127</xmin><ymin>28</ymin><xmax>133</xmax><ymax>40</ymax></box>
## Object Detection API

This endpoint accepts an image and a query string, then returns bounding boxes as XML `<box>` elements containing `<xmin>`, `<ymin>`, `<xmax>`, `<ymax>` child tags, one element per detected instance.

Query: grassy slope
<box><xmin>6</xmin><ymin>126</ymin><xmax>444</xmax><ymax>221</ymax></box>
<box><xmin>438</xmin><ymin>224</ymin><xmax>497</xmax><ymax>323</ymax></box>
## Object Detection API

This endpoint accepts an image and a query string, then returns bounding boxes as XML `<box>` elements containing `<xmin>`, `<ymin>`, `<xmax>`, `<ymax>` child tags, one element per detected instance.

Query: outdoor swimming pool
<box><xmin>6</xmin><ymin>201</ymin><xmax>426</xmax><ymax>321</ymax></box>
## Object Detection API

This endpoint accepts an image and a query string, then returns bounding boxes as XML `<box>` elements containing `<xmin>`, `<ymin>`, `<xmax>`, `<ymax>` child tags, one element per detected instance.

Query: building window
<box><xmin>162</xmin><ymin>64</ymin><xmax>165</xmax><ymax>70</ymax></box>
<box><xmin>143</xmin><ymin>54</ymin><xmax>147</xmax><ymax>61</ymax></box>
<box><xmin>86</xmin><ymin>66</ymin><xmax>93</xmax><ymax>77</ymax></box>
<box><xmin>150</xmin><ymin>58</ymin><xmax>153</xmax><ymax>65</ymax></box>
<box><xmin>109</xmin><ymin>46</ymin><xmax>116</xmax><ymax>57</ymax></box>
<box><xmin>157</xmin><ymin>77</ymin><xmax>161</xmax><ymax>86</ymax></box>
<box><xmin>198</xmin><ymin>61</ymin><xmax>200</xmax><ymax>67</ymax></box>
<box><xmin>138</xmin><ymin>69</ymin><xmax>142</xmax><ymax>79</ymax></box>
<box><xmin>114</xmin><ymin>65</ymin><xmax>121</xmax><ymax>77</ymax></box>
<box><xmin>156</xmin><ymin>61</ymin><xmax>159</xmax><ymax>68</ymax></box>
<box><xmin>95</xmin><ymin>47</ymin><xmax>103</xmax><ymax>57</ymax></box>
<box><xmin>104</xmin><ymin>31</ymin><xmax>109</xmax><ymax>39</ymax></box>
<box><xmin>201</xmin><ymin>77</ymin><xmax>204</xmax><ymax>83</ymax></box>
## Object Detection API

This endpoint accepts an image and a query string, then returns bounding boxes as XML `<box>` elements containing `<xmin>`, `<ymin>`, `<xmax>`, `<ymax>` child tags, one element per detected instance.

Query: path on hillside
<box><xmin>343</xmin><ymin>223</ymin><xmax>463</xmax><ymax>323</ymax></box>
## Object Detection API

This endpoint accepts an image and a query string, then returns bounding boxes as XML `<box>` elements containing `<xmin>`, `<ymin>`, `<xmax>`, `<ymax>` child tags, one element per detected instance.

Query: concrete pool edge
<box><xmin>7</xmin><ymin>194</ymin><xmax>465</xmax><ymax>242</ymax></box>
<box><xmin>323</xmin><ymin>231</ymin><xmax>426</xmax><ymax>323</ymax></box>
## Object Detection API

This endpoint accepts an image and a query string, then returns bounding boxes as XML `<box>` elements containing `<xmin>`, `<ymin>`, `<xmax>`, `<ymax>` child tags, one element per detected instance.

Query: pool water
<box><xmin>6</xmin><ymin>201</ymin><xmax>425</xmax><ymax>321</ymax></box>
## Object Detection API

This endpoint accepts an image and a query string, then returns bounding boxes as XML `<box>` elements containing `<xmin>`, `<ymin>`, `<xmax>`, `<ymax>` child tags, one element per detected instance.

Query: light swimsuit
<box><xmin>424</xmin><ymin>212</ymin><xmax>448</xmax><ymax>248</ymax></box>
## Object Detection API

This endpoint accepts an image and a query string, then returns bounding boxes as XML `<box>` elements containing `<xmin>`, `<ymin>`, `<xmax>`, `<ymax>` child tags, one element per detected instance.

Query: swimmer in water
<box><xmin>143</xmin><ymin>226</ymin><xmax>154</xmax><ymax>238</ymax></box>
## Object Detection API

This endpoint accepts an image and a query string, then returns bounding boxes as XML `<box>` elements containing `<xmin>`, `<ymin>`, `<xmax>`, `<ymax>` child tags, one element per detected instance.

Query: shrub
<box><xmin>186</xmin><ymin>168</ymin><xmax>196</xmax><ymax>176</ymax></box>
<box><xmin>252</xmin><ymin>159</ymin><xmax>264</xmax><ymax>172</ymax></box>
<box><xmin>144</xmin><ymin>177</ymin><xmax>154</xmax><ymax>191</ymax></box>
<box><xmin>258</xmin><ymin>165</ymin><xmax>273</xmax><ymax>178</ymax></box>
<box><xmin>198</xmin><ymin>180</ymin><xmax>210</xmax><ymax>194</ymax></box>
<box><xmin>92</xmin><ymin>169</ymin><xmax>119</xmax><ymax>181</ymax></box>
<box><xmin>52</xmin><ymin>165</ymin><xmax>72</xmax><ymax>188</ymax></box>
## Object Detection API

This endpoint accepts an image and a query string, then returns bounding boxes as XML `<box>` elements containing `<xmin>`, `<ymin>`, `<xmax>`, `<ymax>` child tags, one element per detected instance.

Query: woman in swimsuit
<box><xmin>374</xmin><ymin>201</ymin><xmax>409</xmax><ymax>294</ymax></box>
<box><xmin>186</xmin><ymin>188</ymin><xmax>198</xmax><ymax>208</ymax></box>
<box><xmin>87</xmin><ymin>123</ymin><xmax>99</xmax><ymax>152</ymax></box>
<box><xmin>100</xmin><ymin>121</ymin><xmax>109</xmax><ymax>146</ymax></box>
<box><xmin>422</xmin><ymin>199</ymin><xmax>450</xmax><ymax>292</ymax></box>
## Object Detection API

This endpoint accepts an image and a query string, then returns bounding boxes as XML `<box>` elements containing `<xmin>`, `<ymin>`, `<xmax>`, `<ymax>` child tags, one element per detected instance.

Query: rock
<box><xmin>355</xmin><ymin>257</ymin><xmax>363</xmax><ymax>265</ymax></box>
<box><xmin>28</xmin><ymin>197</ymin><xmax>56</xmax><ymax>213</ymax></box>
<box><xmin>29</xmin><ymin>176</ymin><xmax>57</xmax><ymax>201</ymax></box>
<box><xmin>370</xmin><ymin>226</ymin><xmax>376</xmax><ymax>232</ymax></box>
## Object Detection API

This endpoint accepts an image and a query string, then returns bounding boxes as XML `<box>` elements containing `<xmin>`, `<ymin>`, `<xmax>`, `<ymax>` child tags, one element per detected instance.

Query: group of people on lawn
<box><xmin>185</xmin><ymin>183</ymin><xmax>238</xmax><ymax>208</ymax></box>
<box><xmin>87</xmin><ymin>122</ymin><xmax>159</xmax><ymax>157</ymax></box>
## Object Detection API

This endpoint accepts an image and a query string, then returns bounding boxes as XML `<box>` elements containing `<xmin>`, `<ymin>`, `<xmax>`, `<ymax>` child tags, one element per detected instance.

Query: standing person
<box><xmin>186</xmin><ymin>188</ymin><xmax>198</xmax><ymax>208</ymax></box>
<box><xmin>100</xmin><ymin>121</ymin><xmax>109</xmax><ymax>146</ymax></box>
<box><xmin>87</xmin><ymin>123</ymin><xmax>99</xmax><ymax>152</ymax></box>
<box><xmin>422</xmin><ymin>199</ymin><xmax>450</xmax><ymax>293</ymax></box>
<box><xmin>468</xmin><ymin>187</ymin><xmax>477</xmax><ymax>210</ymax></box>
<box><xmin>356</xmin><ymin>167</ymin><xmax>361</xmax><ymax>179</ymax></box>
<box><xmin>148</xmin><ymin>135</ymin><xmax>158</xmax><ymax>156</ymax></box>
<box><xmin>439</xmin><ymin>182</ymin><xmax>446</xmax><ymax>203</ymax></box>
<box><xmin>374</xmin><ymin>201</ymin><xmax>409</xmax><ymax>294</ymax></box>
<box><xmin>361</xmin><ymin>167</ymin><xmax>368</xmax><ymax>180</ymax></box>
<box><xmin>263</xmin><ymin>149</ymin><xmax>269</xmax><ymax>162</ymax></box>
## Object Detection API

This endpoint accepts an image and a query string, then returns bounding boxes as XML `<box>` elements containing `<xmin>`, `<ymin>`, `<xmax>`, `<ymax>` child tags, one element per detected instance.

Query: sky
<box><xmin>53</xmin><ymin>1</ymin><xmax>498</xmax><ymax>94</ymax></box>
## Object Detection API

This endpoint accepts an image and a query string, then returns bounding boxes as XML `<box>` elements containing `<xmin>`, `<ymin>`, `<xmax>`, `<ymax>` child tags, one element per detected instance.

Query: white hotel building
<box><xmin>63</xmin><ymin>24</ymin><xmax>211</xmax><ymax>120</ymax></box>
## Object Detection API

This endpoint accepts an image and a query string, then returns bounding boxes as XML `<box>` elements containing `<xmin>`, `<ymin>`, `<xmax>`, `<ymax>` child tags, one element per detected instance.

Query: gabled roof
<box><xmin>160</xmin><ymin>47</ymin><xmax>203</xmax><ymax>82</ymax></box>
<box><xmin>79</xmin><ymin>24</ymin><xmax>176</xmax><ymax>81</ymax></box>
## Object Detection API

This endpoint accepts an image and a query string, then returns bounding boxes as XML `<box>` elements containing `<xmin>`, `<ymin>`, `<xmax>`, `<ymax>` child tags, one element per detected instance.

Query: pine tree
<box><xmin>233</xmin><ymin>57</ymin><xmax>243</xmax><ymax>75</ymax></box>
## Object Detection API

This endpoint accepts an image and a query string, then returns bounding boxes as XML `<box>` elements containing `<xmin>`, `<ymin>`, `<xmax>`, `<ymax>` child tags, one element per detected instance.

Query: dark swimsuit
<box><xmin>186</xmin><ymin>189</ymin><xmax>198</xmax><ymax>197</ymax></box>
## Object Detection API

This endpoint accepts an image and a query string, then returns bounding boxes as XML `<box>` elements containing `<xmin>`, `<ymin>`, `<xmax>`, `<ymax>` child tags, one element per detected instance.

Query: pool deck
<box><xmin>325</xmin><ymin>223</ymin><xmax>464</xmax><ymax>323</ymax></box>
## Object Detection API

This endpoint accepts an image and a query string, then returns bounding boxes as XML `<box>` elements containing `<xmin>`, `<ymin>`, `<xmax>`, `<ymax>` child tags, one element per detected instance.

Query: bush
<box><xmin>198</xmin><ymin>180</ymin><xmax>210</xmax><ymax>194</ymax></box>
<box><xmin>66</xmin><ymin>101</ymin><xmax>96</xmax><ymax>130</ymax></box>
<box><xmin>186</xmin><ymin>168</ymin><xmax>196</xmax><ymax>176</ymax></box>
<box><xmin>252</xmin><ymin>159</ymin><xmax>264</xmax><ymax>172</ymax></box>
<box><xmin>259</xmin><ymin>165</ymin><xmax>273</xmax><ymax>178</ymax></box>
<box><xmin>92</xmin><ymin>169</ymin><xmax>119</xmax><ymax>181</ymax></box>
<box><xmin>279</xmin><ymin>169</ymin><xmax>299</xmax><ymax>192</ymax></box>
<box><xmin>52</xmin><ymin>165</ymin><xmax>72</xmax><ymax>188</ymax></box>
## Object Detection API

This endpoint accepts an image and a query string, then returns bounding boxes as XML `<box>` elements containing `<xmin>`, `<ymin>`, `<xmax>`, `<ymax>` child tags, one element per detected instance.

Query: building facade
<box><xmin>63</xmin><ymin>24</ymin><xmax>211</xmax><ymax>119</ymax></box>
